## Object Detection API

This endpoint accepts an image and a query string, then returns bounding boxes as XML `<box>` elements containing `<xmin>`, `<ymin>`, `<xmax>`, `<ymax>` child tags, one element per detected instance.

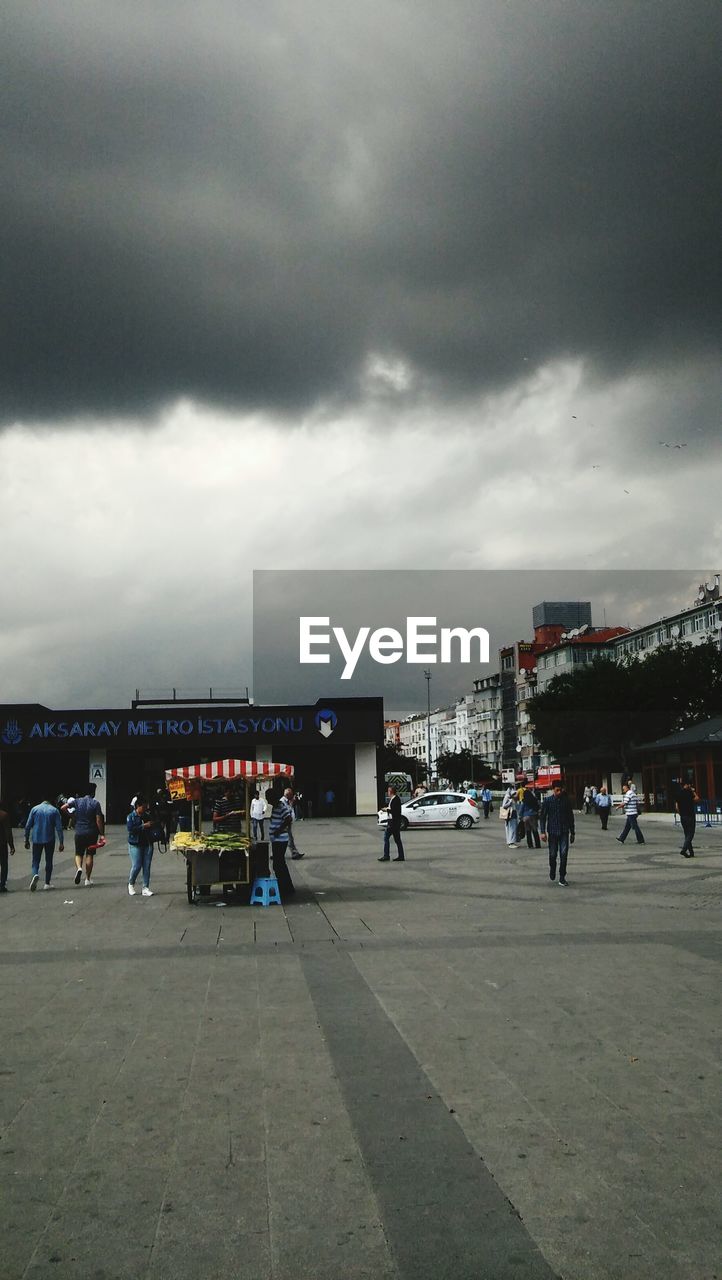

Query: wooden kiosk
<box><xmin>165</xmin><ymin>758</ymin><xmax>293</xmax><ymax>904</ymax></box>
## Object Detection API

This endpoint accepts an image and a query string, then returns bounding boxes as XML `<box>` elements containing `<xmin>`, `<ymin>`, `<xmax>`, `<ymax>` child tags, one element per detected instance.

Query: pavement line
<box><xmin>1</xmin><ymin>926</ymin><xmax>719</xmax><ymax>965</ymax></box>
<box><xmin>299</xmin><ymin>948</ymin><xmax>559</xmax><ymax>1280</ymax></box>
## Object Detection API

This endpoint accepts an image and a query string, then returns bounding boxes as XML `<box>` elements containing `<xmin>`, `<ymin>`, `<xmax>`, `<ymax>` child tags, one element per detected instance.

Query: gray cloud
<box><xmin>252</xmin><ymin>569</ymin><xmax>706</xmax><ymax>715</ymax></box>
<box><xmin>2</xmin><ymin>0</ymin><xmax>720</xmax><ymax>423</ymax></box>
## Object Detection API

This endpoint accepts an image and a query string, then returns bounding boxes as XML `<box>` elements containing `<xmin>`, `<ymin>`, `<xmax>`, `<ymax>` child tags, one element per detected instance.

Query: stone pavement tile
<box><xmin>300</xmin><ymin>947</ymin><xmax>557</xmax><ymax>1280</ymax></box>
<box><xmin>3</xmin><ymin>816</ymin><xmax>721</xmax><ymax>1279</ymax></box>
<box><xmin>258</xmin><ymin>954</ymin><xmax>396</xmax><ymax>1280</ymax></box>
<box><xmin>146</xmin><ymin>1196</ymin><xmax>272</xmax><ymax>1280</ymax></box>
<box><xmin>20</xmin><ymin>1168</ymin><xmax>167</xmax><ymax>1279</ymax></box>
<box><xmin>350</xmin><ymin>940</ymin><xmax>721</xmax><ymax>1279</ymax></box>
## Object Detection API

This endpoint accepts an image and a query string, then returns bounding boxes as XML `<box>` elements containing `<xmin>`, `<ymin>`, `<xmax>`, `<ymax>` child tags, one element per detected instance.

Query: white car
<box><xmin>378</xmin><ymin>791</ymin><xmax>480</xmax><ymax>830</ymax></box>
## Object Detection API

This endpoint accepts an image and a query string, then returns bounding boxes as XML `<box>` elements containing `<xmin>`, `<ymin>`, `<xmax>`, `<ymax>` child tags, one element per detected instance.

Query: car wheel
<box><xmin>400</xmin><ymin>817</ymin><xmax>409</xmax><ymax>830</ymax></box>
<box><xmin>456</xmin><ymin>814</ymin><xmax>473</xmax><ymax>829</ymax></box>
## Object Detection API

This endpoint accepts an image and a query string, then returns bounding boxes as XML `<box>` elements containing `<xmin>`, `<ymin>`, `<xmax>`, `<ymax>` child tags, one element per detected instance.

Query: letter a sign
<box><xmin>90</xmin><ymin>764</ymin><xmax>106</xmax><ymax>781</ymax></box>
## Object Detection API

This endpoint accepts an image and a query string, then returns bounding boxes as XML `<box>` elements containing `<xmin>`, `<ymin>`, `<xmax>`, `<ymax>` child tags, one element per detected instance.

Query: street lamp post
<box><xmin>424</xmin><ymin>669</ymin><xmax>432</xmax><ymax>784</ymax></box>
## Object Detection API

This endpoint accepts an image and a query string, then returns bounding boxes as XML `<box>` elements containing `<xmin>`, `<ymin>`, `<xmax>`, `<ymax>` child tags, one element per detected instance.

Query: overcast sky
<box><xmin>2</xmin><ymin>2</ymin><xmax>720</xmax><ymax>709</ymax></box>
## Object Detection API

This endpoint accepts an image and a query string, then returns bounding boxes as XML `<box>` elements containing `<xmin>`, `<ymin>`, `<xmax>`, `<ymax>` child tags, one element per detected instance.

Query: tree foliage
<box><xmin>435</xmin><ymin>749</ymin><xmax>496</xmax><ymax>787</ymax></box>
<box><xmin>528</xmin><ymin>639</ymin><xmax>722</xmax><ymax>767</ymax></box>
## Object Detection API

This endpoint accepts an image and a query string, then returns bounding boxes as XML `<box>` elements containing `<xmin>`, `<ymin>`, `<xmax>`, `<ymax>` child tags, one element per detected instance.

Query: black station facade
<box><xmin>0</xmin><ymin>697</ymin><xmax>384</xmax><ymax>822</ymax></box>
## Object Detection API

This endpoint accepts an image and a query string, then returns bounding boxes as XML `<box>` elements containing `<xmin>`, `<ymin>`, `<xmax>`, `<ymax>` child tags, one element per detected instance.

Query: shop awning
<box><xmin>165</xmin><ymin>760</ymin><xmax>294</xmax><ymax>781</ymax></box>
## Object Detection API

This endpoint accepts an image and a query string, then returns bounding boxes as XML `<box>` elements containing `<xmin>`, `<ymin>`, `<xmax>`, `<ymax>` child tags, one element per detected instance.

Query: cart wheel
<box><xmin>186</xmin><ymin>862</ymin><xmax>195</xmax><ymax>905</ymax></box>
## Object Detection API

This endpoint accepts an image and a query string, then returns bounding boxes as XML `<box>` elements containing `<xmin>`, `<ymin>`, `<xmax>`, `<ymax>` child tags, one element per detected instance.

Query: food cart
<box><xmin>165</xmin><ymin>759</ymin><xmax>293</xmax><ymax>904</ymax></box>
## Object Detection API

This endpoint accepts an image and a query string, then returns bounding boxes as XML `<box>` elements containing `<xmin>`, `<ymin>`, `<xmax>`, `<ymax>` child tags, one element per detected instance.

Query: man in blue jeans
<box><xmin>540</xmin><ymin>781</ymin><xmax>575</xmax><ymax>886</ymax></box>
<box><xmin>127</xmin><ymin>798</ymin><xmax>156</xmax><ymax>897</ymax></box>
<box><xmin>24</xmin><ymin>796</ymin><xmax>64</xmax><ymax>891</ymax></box>
<box><xmin>615</xmin><ymin>784</ymin><xmax>645</xmax><ymax>845</ymax></box>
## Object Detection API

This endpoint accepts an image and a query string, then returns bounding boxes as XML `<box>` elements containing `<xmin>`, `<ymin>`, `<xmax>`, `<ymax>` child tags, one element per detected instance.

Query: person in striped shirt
<box><xmin>615</xmin><ymin>784</ymin><xmax>645</xmax><ymax>845</ymax></box>
<box><xmin>268</xmin><ymin>788</ymin><xmax>295</xmax><ymax>899</ymax></box>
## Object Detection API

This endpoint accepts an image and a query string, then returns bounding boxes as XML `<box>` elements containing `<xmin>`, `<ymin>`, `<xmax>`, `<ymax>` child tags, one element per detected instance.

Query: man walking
<box><xmin>480</xmin><ymin>785</ymin><xmax>492</xmax><ymax>819</ymax></box>
<box><xmin>24</xmin><ymin>796</ymin><xmax>64</xmax><ymax>890</ymax></box>
<box><xmin>63</xmin><ymin>783</ymin><xmax>104</xmax><ymax>885</ymax></box>
<box><xmin>379</xmin><ymin>784</ymin><xmax>405</xmax><ymax>862</ymax></box>
<box><xmin>540</xmin><ymin>780</ymin><xmax>575</xmax><ymax>886</ymax></box>
<box><xmin>675</xmin><ymin>781</ymin><xmax>699</xmax><ymax>859</ymax></box>
<box><xmin>615</xmin><ymin>783</ymin><xmax>645</xmax><ymax>845</ymax></box>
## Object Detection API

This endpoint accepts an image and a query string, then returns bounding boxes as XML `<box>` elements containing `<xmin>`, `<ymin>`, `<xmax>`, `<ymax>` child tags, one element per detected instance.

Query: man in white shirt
<box><xmin>615</xmin><ymin>784</ymin><xmax>645</xmax><ymax>845</ymax></box>
<box><xmin>250</xmin><ymin>791</ymin><xmax>266</xmax><ymax>841</ymax></box>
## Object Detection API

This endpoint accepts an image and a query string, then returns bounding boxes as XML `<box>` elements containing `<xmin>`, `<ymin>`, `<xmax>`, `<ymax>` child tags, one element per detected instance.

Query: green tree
<box><xmin>435</xmin><ymin>749</ymin><xmax>495</xmax><ymax>788</ymax></box>
<box><xmin>528</xmin><ymin>639</ymin><xmax>722</xmax><ymax>768</ymax></box>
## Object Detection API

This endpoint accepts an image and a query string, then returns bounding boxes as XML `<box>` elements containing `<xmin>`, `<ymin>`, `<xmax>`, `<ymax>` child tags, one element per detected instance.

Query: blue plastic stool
<box><xmin>249</xmin><ymin>876</ymin><xmax>282</xmax><ymax>907</ymax></box>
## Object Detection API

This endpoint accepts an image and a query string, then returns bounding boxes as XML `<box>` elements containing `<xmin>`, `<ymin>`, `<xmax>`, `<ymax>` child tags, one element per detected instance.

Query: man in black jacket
<box><xmin>540</xmin><ymin>781</ymin><xmax>575</xmax><ymax>886</ymax></box>
<box><xmin>676</xmin><ymin>781</ymin><xmax>699</xmax><ymax>858</ymax></box>
<box><xmin>379</xmin><ymin>785</ymin><xmax>405</xmax><ymax>862</ymax></box>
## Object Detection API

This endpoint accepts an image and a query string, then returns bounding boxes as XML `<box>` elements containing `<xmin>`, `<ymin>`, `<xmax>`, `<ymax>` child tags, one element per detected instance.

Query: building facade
<box><xmin>0</xmin><ymin>696</ymin><xmax>384</xmax><ymax>821</ymax></box>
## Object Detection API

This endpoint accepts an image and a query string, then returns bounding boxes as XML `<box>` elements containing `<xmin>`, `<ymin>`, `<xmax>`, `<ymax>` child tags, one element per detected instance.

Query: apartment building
<box><xmin>392</xmin><ymin>580</ymin><xmax>721</xmax><ymax>784</ymax></box>
<box><xmin>536</xmin><ymin>626</ymin><xmax>630</xmax><ymax>694</ymax></box>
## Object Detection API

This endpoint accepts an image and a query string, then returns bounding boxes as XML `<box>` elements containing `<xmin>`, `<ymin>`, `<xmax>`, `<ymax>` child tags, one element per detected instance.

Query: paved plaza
<box><xmin>1</xmin><ymin>809</ymin><xmax>720</xmax><ymax>1279</ymax></box>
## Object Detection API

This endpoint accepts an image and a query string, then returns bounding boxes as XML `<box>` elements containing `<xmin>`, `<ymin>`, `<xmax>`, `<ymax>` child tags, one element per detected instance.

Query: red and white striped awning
<box><xmin>164</xmin><ymin>760</ymin><xmax>294</xmax><ymax>782</ymax></box>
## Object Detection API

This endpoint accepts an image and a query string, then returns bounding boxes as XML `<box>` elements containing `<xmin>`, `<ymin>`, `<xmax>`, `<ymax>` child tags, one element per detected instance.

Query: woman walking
<box><xmin>501</xmin><ymin>786</ymin><xmax>519</xmax><ymax>846</ymax></box>
<box><xmin>127</xmin><ymin>797</ymin><xmax>156</xmax><ymax>896</ymax></box>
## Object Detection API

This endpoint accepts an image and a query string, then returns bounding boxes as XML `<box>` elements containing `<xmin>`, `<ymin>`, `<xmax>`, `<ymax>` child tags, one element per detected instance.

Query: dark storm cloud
<box><xmin>2</xmin><ymin>0</ymin><xmax>720</xmax><ymax>421</ymax></box>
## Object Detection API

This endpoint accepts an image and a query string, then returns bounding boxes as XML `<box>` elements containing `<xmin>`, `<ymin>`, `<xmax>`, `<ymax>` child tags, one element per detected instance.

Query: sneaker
<box><xmin>74</xmin><ymin>867</ymin><xmax>83</xmax><ymax>885</ymax></box>
<box><xmin>0</xmin><ymin>885</ymin><xmax>7</xmax><ymax>893</ymax></box>
<box><xmin>141</xmin><ymin>887</ymin><xmax>153</xmax><ymax>897</ymax></box>
<box><xmin>291</xmin><ymin>853</ymin><xmax>305</xmax><ymax>860</ymax></box>
<box><xmin>559</xmin><ymin>878</ymin><xmax>569</xmax><ymax>886</ymax></box>
<box><xmin>43</xmin><ymin>883</ymin><xmax>54</xmax><ymax>891</ymax></box>
<box><xmin>30</xmin><ymin>873</ymin><xmax>39</xmax><ymax>892</ymax></box>
<box><xmin>128</xmin><ymin>883</ymin><xmax>136</xmax><ymax>896</ymax></box>
<box><xmin>84</xmin><ymin>878</ymin><xmax>93</xmax><ymax>887</ymax></box>
<box><xmin>378</xmin><ymin>856</ymin><xmax>390</xmax><ymax>861</ymax></box>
